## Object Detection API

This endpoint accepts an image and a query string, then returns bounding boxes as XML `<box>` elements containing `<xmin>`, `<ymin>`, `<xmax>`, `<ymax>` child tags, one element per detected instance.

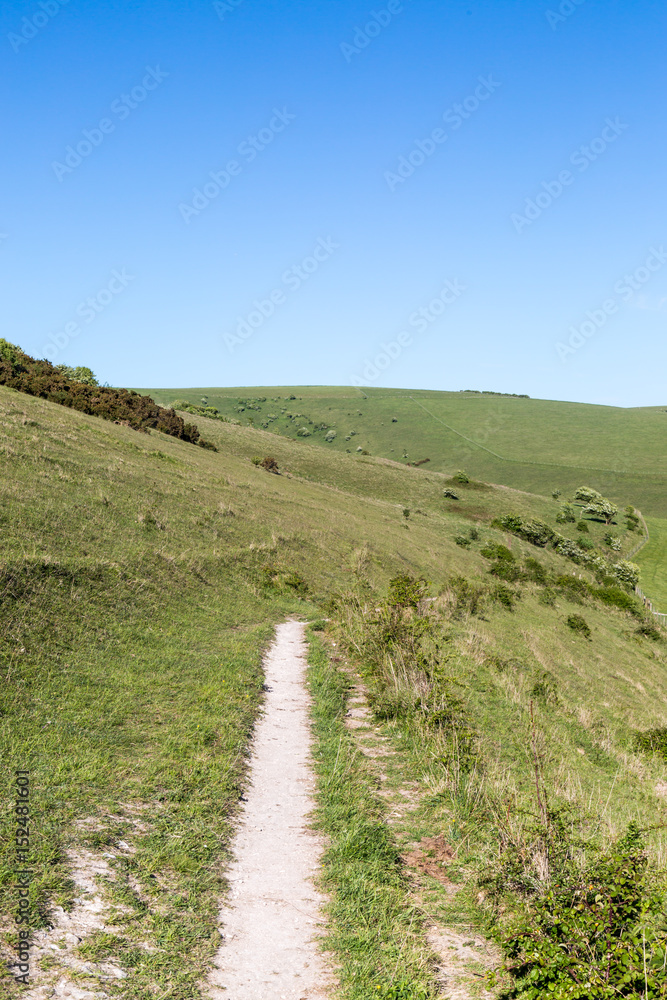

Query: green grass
<box><xmin>139</xmin><ymin>385</ymin><xmax>667</xmax><ymax>518</ymax></box>
<box><xmin>637</xmin><ymin>517</ymin><xmax>667</xmax><ymax>612</ymax></box>
<box><xmin>2</xmin><ymin>379</ymin><xmax>667</xmax><ymax>997</ymax></box>
<box><xmin>307</xmin><ymin>632</ymin><xmax>436</xmax><ymax>999</ymax></box>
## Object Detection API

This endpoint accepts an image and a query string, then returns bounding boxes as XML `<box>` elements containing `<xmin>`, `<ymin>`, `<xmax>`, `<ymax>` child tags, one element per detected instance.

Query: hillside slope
<box><xmin>2</xmin><ymin>383</ymin><xmax>667</xmax><ymax>997</ymax></box>
<box><xmin>140</xmin><ymin>384</ymin><xmax>667</xmax><ymax>610</ymax></box>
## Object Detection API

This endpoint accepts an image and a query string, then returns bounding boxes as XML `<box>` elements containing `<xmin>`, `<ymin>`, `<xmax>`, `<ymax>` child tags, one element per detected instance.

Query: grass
<box><xmin>307</xmin><ymin>631</ymin><xmax>436</xmax><ymax>999</ymax></box>
<box><xmin>139</xmin><ymin>385</ymin><xmax>667</xmax><ymax>517</ymax></box>
<box><xmin>637</xmin><ymin>517</ymin><xmax>667</xmax><ymax>612</ymax></box>
<box><xmin>2</xmin><ymin>378</ymin><xmax>667</xmax><ymax>996</ymax></box>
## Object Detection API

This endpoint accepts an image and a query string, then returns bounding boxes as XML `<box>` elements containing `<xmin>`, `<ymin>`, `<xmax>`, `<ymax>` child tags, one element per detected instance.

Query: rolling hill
<box><xmin>140</xmin><ymin>384</ymin><xmax>667</xmax><ymax>611</ymax></box>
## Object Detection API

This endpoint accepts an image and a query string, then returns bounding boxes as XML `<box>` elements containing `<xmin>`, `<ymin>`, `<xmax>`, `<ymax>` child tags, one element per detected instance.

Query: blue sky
<box><xmin>1</xmin><ymin>0</ymin><xmax>665</xmax><ymax>404</ymax></box>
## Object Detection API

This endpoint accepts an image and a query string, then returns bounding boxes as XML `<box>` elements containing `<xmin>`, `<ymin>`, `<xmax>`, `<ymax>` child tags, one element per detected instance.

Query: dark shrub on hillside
<box><xmin>636</xmin><ymin>621</ymin><xmax>663</xmax><ymax>641</ymax></box>
<box><xmin>387</xmin><ymin>575</ymin><xmax>428</xmax><ymax>609</ymax></box>
<box><xmin>594</xmin><ymin>586</ymin><xmax>641</xmax><ymax>617</ymax></box>
<box><xmin>524</xmin><ymin>557</ymin><xmax>548</xmax><ymax>585</ymax></box>
<box><xmin>494</xmin><ymin>514</ymin><xmax>555</xmax><ymax>548</ymax></box>
<box><xmin>566</xmin><ymin>614</ymin><xmax>591</xmax><ymax>639</ymax></box>
<box><xmin>0</xmin><ymin>341</ymin><xmax>216</xmax><ymax>449</ymax></box>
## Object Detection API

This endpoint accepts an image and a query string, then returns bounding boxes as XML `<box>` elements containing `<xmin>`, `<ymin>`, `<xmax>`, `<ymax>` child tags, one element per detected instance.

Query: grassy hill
<box><xmin>2</xmin><ymin>381</ymin><xmax>667</xmax><ymax>997</ymax></box>
<box><xmin>140</xmin><ymin>385</ymin><xmax>667</xmax><ymax>612</ymax></box>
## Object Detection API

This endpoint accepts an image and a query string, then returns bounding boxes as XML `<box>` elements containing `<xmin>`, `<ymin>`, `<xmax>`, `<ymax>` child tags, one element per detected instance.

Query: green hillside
<box><xmin>141</xmin><ymin>384</ymin><xmax>667</xmax><ymax>610</ymax></box>
<box><xmin>2</xmin><ymin>381</ymin><xmax>667</xmax><ymax>997</ymax></box>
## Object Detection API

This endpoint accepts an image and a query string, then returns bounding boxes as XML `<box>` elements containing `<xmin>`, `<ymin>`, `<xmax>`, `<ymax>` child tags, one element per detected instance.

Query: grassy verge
<box><xmin>306</xmin><ymin>631</ymin><xmax>436</xmax><ymax>1000</ymax></box>
<box><xmin>0</xmin><ymin>555</ymin><xmax>308</xmax><ymax>999</ymax></box>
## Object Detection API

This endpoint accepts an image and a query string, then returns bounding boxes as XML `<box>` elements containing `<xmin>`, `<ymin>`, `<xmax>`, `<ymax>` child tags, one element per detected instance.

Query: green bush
<box><xmin>524</xmin><ymin>558</ymin><xmax>548</xmax><ymax>585</ymax></box>
<box><xmin>495</xmin><ymin>515</ymin><xmax>555</xmax><ymax>548</ymax></box>
<box><xmin>493</xmin><ymin>584</ymin><xmax>519</xmax><ymax>611</ymax></box>
<box><xmin>594</xmin><ymin>587</ymin><xmax>641</xmax><ymax>617</ymax></box>
<box><xmin>566</xmin><ymin>614</ymin><xmax>591</xmax><ymax>639</ymax></box>
<box><xmin>555</xmin><ymin>504</ymin><xmax>576</xmax><ymax>524</ymax></box>
<box><xmin>454</xmin><ymin>534</ymin><xmax>471</xmax><ymax>548</ymax></box>
<box><xmin>497</xmin><ymin>824</ymin><xmax>667</xmax><ymax>999</ymax></box>
<box><xmin>636</xmin><ymin>621</ymin><xmax>663</xmax><ymax>641</ymax></box>
<box><xmin>481</xmin><ymin>543</ymin><xmax>515</xmax><ymax>562</ymax></box>
<box><xmin>442</xmin><ymin>488</ymin><xmax>459</xmax><ymax>499</ymax></box>
<box><xmin>453</xmin><ymin>470</ymin><xmax>470</xmax><ymax>483</ymax></box>
<box><xmin>387</xmin><ymin>575</ymin><xmax>428</xmax><ymax>610</ymax></box>
<box><xmin>576</xmin><ymin>519</ymin><xmax>589</xmax><ymax>533</ymax></box>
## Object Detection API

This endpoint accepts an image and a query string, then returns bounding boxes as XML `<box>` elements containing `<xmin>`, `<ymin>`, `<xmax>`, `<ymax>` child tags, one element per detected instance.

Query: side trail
<box><xmin>209</xmin><ymin>620</ymin><xmax>331</xmax><ymax>1000</ymax></box>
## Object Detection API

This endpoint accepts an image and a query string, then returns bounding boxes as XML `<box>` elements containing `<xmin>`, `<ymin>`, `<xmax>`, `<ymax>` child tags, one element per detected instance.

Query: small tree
<box><xmin>574</xmin><ymin>486</ymin><xmax>603</xmax><ymax>504</ymax></box>
<box><xmin>584</xmin><ymin>497</ymin><xmax>618</xmax><ymax>525</ymax></box>
<box><xmin>614</xmin><ymin>561</ymin><xmax>640</xmax><ymax>588</ymax></box>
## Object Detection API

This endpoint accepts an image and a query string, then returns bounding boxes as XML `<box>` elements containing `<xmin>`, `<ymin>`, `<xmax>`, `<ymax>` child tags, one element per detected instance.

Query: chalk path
<box><xmin>209</xmin><ymin>621</ymin><xmax>331</xmax><ymax>1000</ymax></box>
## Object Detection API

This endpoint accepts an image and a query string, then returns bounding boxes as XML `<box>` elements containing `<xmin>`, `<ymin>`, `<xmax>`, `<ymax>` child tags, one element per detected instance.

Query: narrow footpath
<box><xmin>209</xmin><ymin>621</ymin><xmax>331</xmax><ymax>1000</ymax></box>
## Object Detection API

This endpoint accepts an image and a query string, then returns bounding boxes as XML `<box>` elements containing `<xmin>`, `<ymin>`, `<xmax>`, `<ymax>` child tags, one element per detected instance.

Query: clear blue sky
<box><xmin>2</xmin><ymin>0</ymin><xmax>665</xmax><ymax>405</ymax></box>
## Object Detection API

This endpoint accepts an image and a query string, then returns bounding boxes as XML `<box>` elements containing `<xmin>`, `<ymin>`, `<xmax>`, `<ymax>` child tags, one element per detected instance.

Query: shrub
<box><xmin>554</xmin><ymin>575</ymin><xmax>589</xmax><ymax>603</ymax></box>
<box><xmin>402</xmin><ymin>508</ymin><xmax>410</xmax><ymax>519</ymax></box>
<box><xmin>257</xmin><ymin>456</ymin><xmax>279</xmax><ymax>474</ymax></box>
<box><xmin>324</xmin><ymin>429</ymin><xmax>337</xmax><ymax>442</ymax></box>
<box><xmin>453</xmin><ymin>470</ymin><xmax>470</xmax><ymax>483</ymax></box>
<box><xmin>577</xmin><ymin>536</ymin><xmax>595</xmax><ymax>550</ymax></box>
<box><xmin>613</xmin><ymin>560</ymin><xmax>640</xmax><ymax>588</ymax></box>
<box><xmin>297</xmin><ymin>426</ymin><xmax>311</xmax><ymax>437</ymax></box>
<box><xmin>524</xmin><ymin>558</ymin><xmax>547</xmax><ymax>584</ymax></box>
<box><xmin>633</xmin><ymin>727</ymin><xmax>667</xmax><ymax>761</ymax></box>
<box><xmin>469</xmin><ymin>526</ymin><xmax>480</xmax><ymax>541</ymax></box>
<box><xmin>449</xmin><ymin>576</ymin><xmax>485</xmax><ymax>617</ymax></box>
<box><xmin>492</xmin><ymin>584</ymin><xmax>518</xmax><ymax>611</ymax></box>
<box><xmin>576</xmin><ymin>519</ymin><xmax>589</xmax><ymax>533</ymax></box>
<box><xmin>636</xmin><ymin>621</ymin><xmax>662</xmax><ymax>641</ymax></box>
<box><xmin>454</xmin><ymin>534</ymin><xmax>471</xmax><ymax>548</ymax></box>
<box><xmin>555</xmin><ymin>504</ymin><xmax>576</xmax><ymax>524</ymax></box>
<box><xmin>0</xmin><ymin>343</ymin><xmax>205</xmax><ymax>446</ymax></box>
<box><xmin>551</xmin><ymin>489</ymin><xmax>562</xmax><ymax>499</ymax></box>
<box><xmin>566</xmin><ymin>614</ymin><xmax>591</xmax><ymax>639</ymax></box>
<box><xmin>495</xmin><ymin>514</ymin><xmax>554</xmax><ymax>548</ymax></box>
<box><xmin>56</xmin><ymin>364</ymin><xmax>98</xmax><ymax>386</ymax></box>
<box><xmin>387</xmin><ymin>575</ymin><xmax>428</xmax><ymax>610</ymax></box>
<box><xmin>594</xmin><ymin>586</ymin><xmax>641</xmax><ymax>616</ymax></box>
<box><xmin>442</xmin><ymin>488</ymin><xmax>459</xmax><ymax>499</ymax></box>
<box><xmin>497</xmin><ymin>824</ymin><xmax>667</xmax><ymax>1000</ymax></box>
<box><xmin>481</xmin><ymin>543</ymin><xmax>515</xmax><ymax>562</ymax></box>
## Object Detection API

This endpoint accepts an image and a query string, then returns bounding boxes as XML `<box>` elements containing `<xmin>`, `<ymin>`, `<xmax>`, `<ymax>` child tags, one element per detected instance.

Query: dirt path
<box><xmin>208</xmin><ymin>620</ymin><xmax>331</xmax><ymax>1000</ymax></box>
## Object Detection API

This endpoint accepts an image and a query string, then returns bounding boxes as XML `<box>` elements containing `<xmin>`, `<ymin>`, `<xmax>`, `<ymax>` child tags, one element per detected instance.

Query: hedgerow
<box><xmin>0</xmin><ymin>340</ymin><xmax>216</xmax><ymax>449</ymax></box>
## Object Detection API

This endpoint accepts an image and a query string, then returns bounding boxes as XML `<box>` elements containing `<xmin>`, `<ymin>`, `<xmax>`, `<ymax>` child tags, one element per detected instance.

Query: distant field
<box><xmin>140</xmin><ymin>385</ymin><xmax>667</xmax><ymax>517</ymax></box>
